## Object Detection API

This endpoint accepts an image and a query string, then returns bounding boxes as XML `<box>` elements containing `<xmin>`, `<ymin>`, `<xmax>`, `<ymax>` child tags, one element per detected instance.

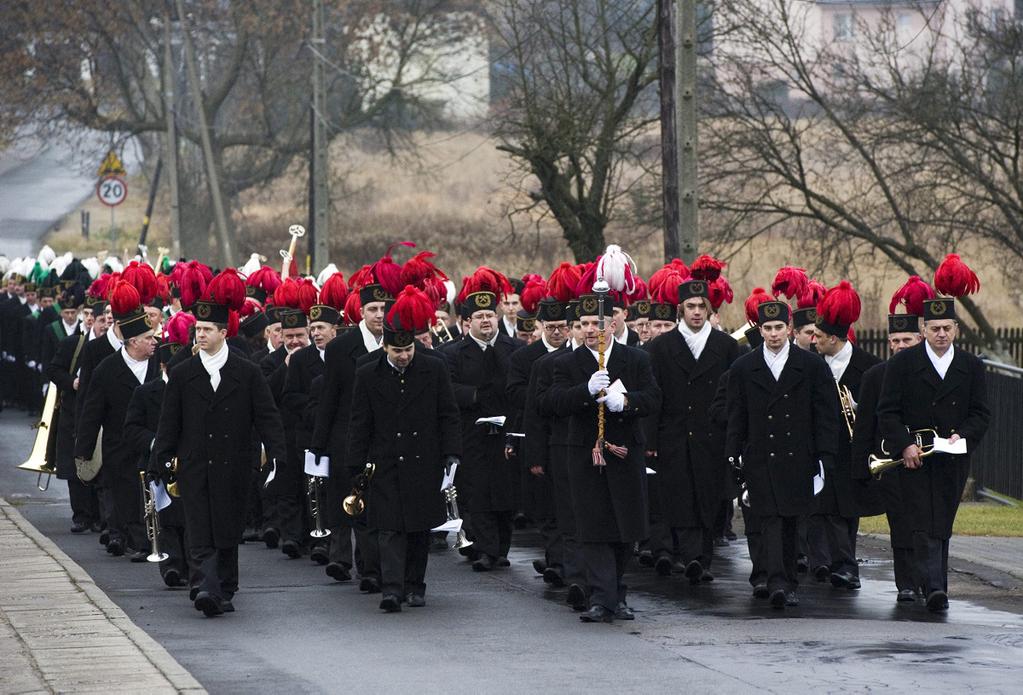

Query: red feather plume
<box><xmin>520</xmin><ymin>278</ymin><xmax>548</xmax><ymax>315</ymax></box>
<box><xmin>295</xmin><ymin>278</ymin><xmax>318</xmax><ymax>314</ymax></box>
<box><xmin>817</xmin><ymin>281</ymin><xmax>861</xmax><ymax>327</ymax></box>
<box><xmin>164</xmin><ymin>311</ymin><xmax>196</xmax><ymax>346</ymax></box>
<box><xmin>154</xmin><ymin>273</ymin><xmax>171</xmax><ymax>304</ymax></box>
<box><xmin>771</xmin><ymin>266</ymin><xmax>808</xmax><ymax>300</ymax></box>
<box><xmin>889</xmin><ymin>275</ymin><xmax>935</xmax><ymax>316</ymax></box>
<box><xmin>934</xmin><ymin>253</ymin><xmax>980</xmax><ymax>298</ymax></box>
<box><xmin>121</xmin><ymin>261</ymin><xmax>158</xmax><ymax>305</ymax></box>
<box><xmin>178</xmin><ymin>262</ymin><xmax>209</xmax><ymax>310</ymax></box>
<box><xmin>319</xmin><ymin>273</ymin><xmax>348</xmax><ymax>310</ymax></box>
<box><xmin>648</xmin><ymin>259</ymin><xmax>691</xmax><ymax>301</ymax></box>
<box><xmin>690</xmin><ymin>255</ymin><xmax>726</xmax><ymax>282</ymax></box>
<box><xmin>745</xmin><ymin>287</ymin><xmax>774</xmax><ymax>325</ymax></box>
<box><xmin>708</xmin><ymin>276</ymin><xmax>734</xmax><ymax>310</ymax></box>
<box><xmin>796</xmin><ymin>280</ymin><xmax>827</xmax><ymax>309</ymax></box>
<box><xmin>387</xmin><ymin>285</ymin><xmax>435</xmax><ymax>333</ymax></box>
<box><xmin>273</xmin><ymin>278</ymin><xmax>300</xmax><ymax>309</ymax></box>
<box><xmin>371</xmin><ymin>241</ymin><xmax>416</xmax><ymax>297</ymax></box>
<box><xmin>206</xmin><ymin>268</ymin><xmax>247</xmax><ymax>312</ymax></box>
<box><xmin>348</xmin><ymin>264</ymin><xmax>374</xmax><ymax>291</ymax></box>
<box><xmin>239</xmin><ymin>297</ymin><xmax>262</xmax><ymax>318</ymax></box>
<box><xmin>456</xmin><ymin>266</ymin><xmax>512</xmax><ymax>305</ymax></box>
<box><xmin>87</xmin><ymin>273</ymin><xmax>113</xmax><ymax>300</ymax></box>
<box><xmin>109</xmin><ymin>281</ymin><xmax>141</xmax><ymax>316</ymax></box>
<box><xmin>546</xmin><ymin>262</ymin><xmax>581</xmax><ymax>302</ymax></box>
<box><xmin>247</xmin><ymin>266</ymin><xmax>283</xmax><ymax>296</ymax></box>
<box><xmin>343</xmin><ymin>291</ymin><xmax>362</xmax><ymax>325</ymax></box>
<box><xmin>628</xmin><ymin>276</ymin><xmax>648</xmax><ymax>302</ymax></box>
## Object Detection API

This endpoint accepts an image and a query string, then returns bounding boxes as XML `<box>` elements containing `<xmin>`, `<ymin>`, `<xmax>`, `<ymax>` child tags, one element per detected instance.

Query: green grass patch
<box><xmin>860</xmin><ymin>501</ymin><xmax>1023</xmax><ymax>537</ymax></box>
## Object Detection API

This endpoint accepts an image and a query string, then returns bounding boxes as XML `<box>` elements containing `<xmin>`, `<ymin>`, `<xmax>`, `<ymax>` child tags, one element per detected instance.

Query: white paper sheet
<box><xmin>441</xmin><ymin>461</ymin><xmax>458</xmax><ymax>491</ymax></box>
<box><xmin>304</xmin><ymin>450</ymin><xmax>330</xmax><ymax>477</ymax></box>
<box><xmin>264</xmin><ymin>459</ymin><xmax>277</xmax><ymax>487</ymax></box>
<box><xmin>813</xmin><ymin>461</ymin><xmax>825</xmax><ymax>496</ymax></box>
<box><xmin>432</xmin><ymin>518</ymin><xmax>463</xmax><ymax>533</ymax></box>
<box><xmin>933</xmin><ymin>436</ymin><xmax>967</xmax><ymax>455</ymax></box>
<box><xmin>606</xmin><ymin>379</ymin><xmax>627</xmax><ymax>396</ymax></box>
<box><xmin>475</xmin><ymin>416</ymin><xmax>506</xmax><ymax>427</ymax></box>
<box><xmin>150</xmin><ymin>480</ymin><xmax>172</xmax><ymax>511</ymax></box>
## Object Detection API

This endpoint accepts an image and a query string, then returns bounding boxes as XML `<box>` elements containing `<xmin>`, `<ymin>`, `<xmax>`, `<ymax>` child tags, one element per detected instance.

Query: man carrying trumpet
<box><xmin>877</xmin><ymin>255</ymin><xmax>990</xmax><ymax>612</ymax></box>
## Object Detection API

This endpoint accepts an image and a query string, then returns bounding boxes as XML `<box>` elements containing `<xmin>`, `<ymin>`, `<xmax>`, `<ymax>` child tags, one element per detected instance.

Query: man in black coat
<box><xmin>506</xmin><ymin>299</ymin><xmax>569</xmax><ymax>583</ymax></box>
<box><xmin>647</xmin><ymin>280</ymin><xmax>741</xmax><ymax>582</ymax></box>
<box><xmin>346</xmin><ymin>296</ymin><xmax>462</xmax><ymax>611</ymax></box>
<box><xmin>877</xmin><ymin>297</ymin><xmax>990</xmax><ymax>612</ymax></box>
<box><xmin>445</xmin><ymin>290</ymin><xmax>523</xmax><ymax>571</ymax></box>
<box><xmin>282</xmin><ymin>302</ymin><xmax>339</xmax><ymax>564</ymax></box>
<box><xmin>851</xmin><ymin>313</ymin><xmax>923</xmax><ymax>603</ymax></box>
<box><xmin>810</xmin><ymin>283</ymin><xmax>882</xmax><ymax>589</ymax></box>
<box><xmin>75</xmin><ymin>296</ymin><xmax>160</xmax><ymax>559</ymax></box>
<box><xmin>726</xmin><ymin>300</ymin><xmax>840</xmax><ymax>609</ymax></box>
<box><xmin>549</xmin><ymin>295</ymin><xmax>660</xmax><ymax>623</ymax></box>
<box><xmin>309</xmin><ymin>283</ymin><xmax>390</xmax><ymax>592</ymax></box>
<box><xmin>154</xmin><ymin>289</ymin><xmax>287</xmax><ymax>617</ymax></box>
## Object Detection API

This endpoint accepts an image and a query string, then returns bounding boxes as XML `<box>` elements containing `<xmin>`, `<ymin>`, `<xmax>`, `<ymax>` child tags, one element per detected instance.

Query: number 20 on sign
<box><xmin>97</xmin><ymin>175</ymin><xmax>128</xmax><ymax>207</ymax></box>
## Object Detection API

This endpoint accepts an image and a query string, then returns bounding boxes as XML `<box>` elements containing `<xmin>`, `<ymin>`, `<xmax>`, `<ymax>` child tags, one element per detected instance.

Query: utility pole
<box><xmin>658</xmin><ymin>0</ymin><xmax>680</xmax><ymax>262</ymax></box>
<box><xmin>163</xmin><ymin>13</ymin><xmax>181</xmax><ymax>259</ymax></box>
<box><xmin>310</xmin><ymin>0</ymin><xmax>331</xmax><ymax>273</ymax></box>
<box><xmin>174</xmin><ymin>0</ymin><xmax>234</xmax><ymax>265</ymax></box>
<box><xmin>674</xmin><ymin>0</ymin><xmax>699</xmax><ymax>263</ymax></box>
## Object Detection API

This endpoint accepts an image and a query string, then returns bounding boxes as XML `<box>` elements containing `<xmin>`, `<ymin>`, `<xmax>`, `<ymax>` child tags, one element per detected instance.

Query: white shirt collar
<box><xmin>470</xmin><ymin>332</ymin><xmax>498</xmax><ymax>351</ymax></box>
<box><xmin>106</xmin><ymin>327</ymin><xmax>123</xmax><ymax>351</ymax></box>
<box><xmin>824</xmin><ymin>340</ymin><xmax>853</xmax><ymax>383</ymax></box>
<box><xmin>318</xmin><ymin>347</ymin><xmax>326</xmax><ymax>362</ymax></box>
<box><xmin>503</xmin><ymin>316</ymin><xmax>516</xmax><ymax>336</ymax></box>
<box><xmin>121</xmin><ymin>348</ymin><xmax>149</xmax><ymax>384</ymax></box>
<box><xmin>613</xmin><ymin>327</ymin><xmax>628</xmax><ymax>345</ymax></box>
<box><xmin>359</xmin><ymin>320</ymin><xmax>382</xmax><ymax>354</ymax></box>
<box><xmin>586</xmin><ymin>336</ymin><xmax>614</xmax><ymax>364</ymax></box>
<box><xmin>925</xmin><ymin>341</ymin><xmax>954</xmax><ymax>379</ymax></box>
<box><xmin>540</xmin><ymin>334</ymin><xmax>560</xmax><ymax>353</ymax></box>
<box><xmin>62</xmin><ymin>319</ymin><xmax>79</xmax><ymax>335</ymax></box>
<box><xmin>678</xmin><ymin>320</ymin><xmax>712</xmax><ymax>360</ymax></box>
<box><xmin>762</xmin><ymin>341</ymin><xmax>790</xmax><ymax>381</ymax></box>
<box><xmin>386</xmin><ymin>356</ymin><xmax>406</xmax><ymax>374</ymax></box>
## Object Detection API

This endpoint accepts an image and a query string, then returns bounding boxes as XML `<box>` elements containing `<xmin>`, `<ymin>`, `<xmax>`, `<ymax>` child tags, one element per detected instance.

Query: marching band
<box><xmin>6</xmin><ymin>241</ymin><xmax>989</xmax><ymax>619</ymax></box>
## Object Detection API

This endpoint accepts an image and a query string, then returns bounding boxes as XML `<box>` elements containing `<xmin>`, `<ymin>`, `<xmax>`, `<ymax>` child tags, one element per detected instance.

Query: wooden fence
<box><xmin>855</xmin><ymin>327</ymin><xmax>1023</xmax><ymax>364</ymax></box>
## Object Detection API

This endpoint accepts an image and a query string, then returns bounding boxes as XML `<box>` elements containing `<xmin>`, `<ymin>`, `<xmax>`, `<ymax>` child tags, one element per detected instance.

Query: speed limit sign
<box><xmin>96</xmin><ymin>175</ymin><xmax>128</xmax><ymax>207</ymax></box>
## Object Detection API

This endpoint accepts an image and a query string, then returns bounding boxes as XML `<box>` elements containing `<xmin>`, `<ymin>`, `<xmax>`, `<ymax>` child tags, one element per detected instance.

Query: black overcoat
<box><xmin>528</xmin><ymin>346</ymin><xmax>575</xmax><ymax>533</ymax></box>
<box><xmin>725</xmin><ymin>345</ymin><xmax>840</xmax><ymax>517</ymax></box>
<box><xmin>346</xmin><ymin>352</ymin><xmax>462</xmax><ymax>532</ymax></box>
<box><xmin>508</xmin><ymin>339</ymin><xmax>556</xmax><ymax>520</ymax></box>
<box><xmin>647</xmin><ymin>328</ymin><xmax>741</xmax><ymax>528</ymax></box>
<box><xmin>154</xmin><ymin>352</ymin><xmax>287</xmax><ymax>548</ymax></box>
<box><xmin>549</xmin><ymin>343</ymin><xmax>660</xmax><ymax>543</ymax></box>
<box><xmin>74</xmin><ymin>333</ymin><xmax>118</xmax><ymax>426</ymax></box>
<box><xmin>877</xmin><ymin>342</ymin><xmax>990</xmax><ymax>539</ymax></box>
<box><xmin>44</xmin><ymin>332</ymin><xmax>88</xmax><ymax>478</ymax></box>
<box><xmin>124</xmin><ymin>377</ymin><xmax>185</xmax><ymax>527</ymax></box>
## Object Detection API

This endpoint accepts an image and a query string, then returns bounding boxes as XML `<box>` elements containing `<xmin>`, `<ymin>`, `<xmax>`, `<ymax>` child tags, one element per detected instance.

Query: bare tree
<box><xmin>491</xmin><ymin>0</ymin><xmax>660</xmax><ymax>261</ymax></box>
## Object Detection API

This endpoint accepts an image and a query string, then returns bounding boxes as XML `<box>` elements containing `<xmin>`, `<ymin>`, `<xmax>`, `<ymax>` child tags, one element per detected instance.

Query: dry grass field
<box><xmin>45</xmin><ymin>130</ymin><xmax>1023</xmax><ymax>332</ymax></box>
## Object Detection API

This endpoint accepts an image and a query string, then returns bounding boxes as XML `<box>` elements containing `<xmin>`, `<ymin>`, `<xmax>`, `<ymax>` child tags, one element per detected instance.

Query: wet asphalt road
<box><xmin>2</xmin><ymin>409</ymin><xmax>1022</xmax><ymax>693</ymax></box>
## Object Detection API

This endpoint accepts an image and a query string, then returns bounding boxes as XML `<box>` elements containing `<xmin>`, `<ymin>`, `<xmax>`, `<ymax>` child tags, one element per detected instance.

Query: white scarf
<box><xmin>359</xmin><ymin>320</ymin><xmax>382</xmax><ymax>354</ymax></box>
<box><xmin>106</xmin><ymin>327</ymin><xmax>123</xmax><ymax>351</ymax></box>
<box><xmin>678</xmin><ymin>321</ymin><xmax>712</xmax><ymax>361</ymax></box>
<box><xmin>121</xmin><ymin>349</ymin><xmax>149</xmax><ymax>385</ymax></box>
<box><xmin>825</xmin><ymin>340</ymin><xmax>853</xmax><ymax>383</ymax></box>
<box><xmin>199</xmin><ymin>342</ymin><xmax>229</xmax><ymax>391</ymax></box>
<box><xmin>925</xmin><ymin>342</ymin><xmax>954</xmax><ymax>380</ymax></box>
<box><xmin>763</xmin><ymin>341</ymin><xmax>790</xmax><ymax>381</ymax></box>
<box><xmin>62</xmin><ymin>319</ymin><xmax>80</xmax><ymax>336</ymax></box>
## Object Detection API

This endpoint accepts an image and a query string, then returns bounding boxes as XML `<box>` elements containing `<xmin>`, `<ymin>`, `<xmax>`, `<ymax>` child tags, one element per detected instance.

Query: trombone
<box><xmin>307</xmin><ymin>475</ymin><xmax>331</xmax><ymax>538</ymax></box>
<box><xmin>868</xmin><ymin>428</ymin><xmax>938</xmax><ymax>478</ymax></box>
<box><xmin>430</xmin><ymin>319</ymin><xmax>454</xmax><ymax>344</ymax></box>
<box><xmin>140</xmin><ymin>472</ymin><xmax>169</xmax><ymax>563</ymax></box>
<box><xmin>343</xmin><ymin>463</ymin><xmax>375</xmax><ymax>516</ymax></box>
<box><xmin>18</xmin><ymin>383</ymin><xmax>59</xmax><ymax>491</ymax></box>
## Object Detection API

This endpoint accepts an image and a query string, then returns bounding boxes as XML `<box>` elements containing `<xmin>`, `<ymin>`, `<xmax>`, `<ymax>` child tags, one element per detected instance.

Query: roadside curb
<box><xmin>862</xmin><ymin>531</ymin><xmax>1023</xmax><ymax>589</ymax></box>
<box><xmin>0</xmin><ymin>498</ymin><xmax>205</xmax><ymax>694</ymax></box>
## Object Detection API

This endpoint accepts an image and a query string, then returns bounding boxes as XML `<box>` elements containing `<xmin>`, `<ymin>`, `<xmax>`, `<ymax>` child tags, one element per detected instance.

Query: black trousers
<box><xmin>741</xmin><ymin>504</ymin><xmax>766</xmax><ymax>588</ymax></box>
<box><xmin>67</xmin><ymin>476</ymin><xmax>100</xmax><ymax>525</ymax></box>
<box><xmin>760</xmin><ymin>515</ymin><xmax>799</xmax><ymax>593</ymax></box>
<box><xmin>807</xmin><ymin>513</ymin><xmax>858</xmax><ymax>576</ymax></box>
<box><xmin>99</xmin><ymin>465</ymin><xmax>146</xmax><ymax>550</ymax></box>
<box><xmin>913</xmin><ymin>533</ymin><xmax>949</xmax><ymax>595</ymax></box>
<box><xmin>190</xmin><ymin>545</ymin><xmax>239</xmax><ymax>601</ymax></box>
<box><xmin>643</xmin><ymin>519</ymin><xmax>672</xmax><ymax>558</ymax></box>
<box><xmin>536</xmin><ymin>517</ymin><xmax>564</xmax><ymax>569</ymax></box>
<box><xmin>328</xmin><ymin>525</ymin><xmax>354</xmax><ymax>568</ymax></box>
<box><xmin>676</xmin><ymin>526</ymin><xmax>715</xmax><ymax>569</ymax></box>
<box><xmin>378</xmin><ymin>529</ymin><xmax>430</xmax><ymax>598</ymax></box>
<box><xmin>272</xmin><ymin>494</ymin><xmax>306</xmax><ymax>547</ymax></box>
<box><xmin>157</xmin><ymin>522</ymin><xmax>192</xmax><ymax>586</ymax></box>
<box><xmin>471</xmin><ymin>510</ymin><xmax>514</xmax><ymax>559</ymax></box>
<box><xmin>893</xmin><ymin>547</ymin><xmax>918</xmax><ymax>592</ymax></box>
<box><xmin>354</xmin><ymin>521</ymin><xmax>381</xmax><ymax>582</ymax></box>
<box><xmin>580</xmin><ymin>541</ymin><xmax>630</xmax><ymax>611</ymax></box>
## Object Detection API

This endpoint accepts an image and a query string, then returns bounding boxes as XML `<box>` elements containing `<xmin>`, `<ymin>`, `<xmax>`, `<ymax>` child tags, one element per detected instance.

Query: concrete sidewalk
<box><xmin>0</xmin><ymin>499</ymin><xmax>204</xmax><ymax>694</ymax></box>
<box><xmin>950</xmin><ymin>535</ymin><xmax>1023</xmax><ymax>584</ymax></box>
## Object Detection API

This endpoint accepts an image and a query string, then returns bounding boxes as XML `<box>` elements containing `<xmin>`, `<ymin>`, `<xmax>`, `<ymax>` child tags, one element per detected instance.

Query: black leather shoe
<box><xmin>713</xmin><ymin>537</ymin><xmax>729</xmax><ymax>547</ymax></box>
<box><xmin>90</xmin><ymin>522</ymin><xmax>103</xmax><ymax>533</ymax></box>
<box><xmin>700</xmin><ymin>570</ymin><xmax>715</xmax><ymax>583</ymax></box>
<box><xmin>496</xmin><ymin>556</ymin><xmax>511</xmax><ymax>568</ymax></box>
<box><xmin>614</xmin><ymin>602</ymin><xmax>635</xmax><ymax>620</ymax></box>
<box><xmin>769</xmin><ymin>589</ymin><xmax>786</xmax><ymax>609</ymax></box>
<box><xmin>684</xmin><ymin>560</ymin><xmax>703</xmax><ymax>584</ymax></box>
<box><xmin>99</xmin><ymin>530</ymin><xmax>110</xmax><ymax>546</ymax></box>
<box><xmin>242</xmin><ymin>528</ymin><xmax>261</xmax><ymax>543</ymax></box>
<box><xmin>796</xmin><ymin>555</ymin><xmax>809</xmax><ymax>574</ymax></box>
<box><xmin>847</xmin><ymin>575</ymin><xmax>861</xmax><ymax>590</ymax></box>
<box><xmin>70</xmin><ymin>521</ymin><xmax>89</xmax><ymax>534</ymax></box>
<box><xmin>567</xmin><ymin>584</ymin><xmax>587</xmax><ymax>611</ymax></box>
<box><xmin>513</xmin><ymin>513</ymin><xmax>529</xmax><ymax>530</ymax></box>
<box><xmin>813</xmin><ymin>565</ymin><xmax>831</xmax><ymax>582</ymax></box>
<box><xmin>128</xmin><ymin>549</ymin><xmax>149</xmax><ymax>563</ymax></box>
<box><xmin>325</xmin><ymin>563</ymin><xmax>351</xmax><ymax>581</ymax></box>
<box><xmin>281</xmin><ymin>540</ymin><xmax>301</xmax><ymax>559</ymax></box>
<box><xmin>472</xmin><ymin>555</ymin><xmax>495</xmax><ymax>572</ymax></box>
<box><xmin>310</xmin><ymin>545</ymin><xmax>329</xmax><ymax>565</ymax></box>
<box><xmin>379</xmin><ymin>594</ymin><xmax>402</xmax><ymax>613</ymax></box>
<box><xmin>533</xmin><ymin>559</ymin><xmax>548</xmax><ymax>576</ymax></box>
<box><xmin>897</xmin><ymin>589</ymin><xmax>916</xmax><ymax>603</ymax></box>
<box><xmin>221</xmin><ymin>600</ymin><xmax>235</xmax><ymax>613</ymax></box>
<box><xmin>189</xmin><ymin>587</ymin><xmax>200</xmax><ymax>602</ymax></box>
<box><xmin>753</xmin><ymin>584</ymin><xmax>770</xmax><ymax>599</ymax></box>
<box><xmin>194</xmin><ymin>591</ymin><xmax>224</xmax><ymax>617</ymax></box>
<box><xmin>457</xmin><ymin>544</ymin><xmax>475</xmax><ymax>558</ymax></box>
<box><xmin>579</xmin><ymin>605</ymin><xmax>614</xmax><ymax>623</ymax></box>
<box><xmin>637</xmin><ymin>550</ymin><xmax>654</xmax><ymax>568</ymax></box>
<box><xmin>654</xmin><ymin>556</ymin><xmax>673</xmax><ymax>577</ymax></box>
<box><xmin>830</xmin><ymin>571</ymin><xmax>854</xmax><ymax>589</ymax></box>
<box><xmin>926</xmin><ymin>590</ymin><xmax>949</xmax><ymax>612</ymax></box>
<box><xmin>359</xmin><ymin>578</ymin><xmax>381</xmax><ymax>594</ymax></box>
<box><xmin>107</xmin><ymin>539</ymin><xmax>124</xmax><ymax>556</ymax></box>
<box><xmin>163</xmin><ymin>569</ymin><xmax>182</xmax><ymax>588</ymax></box>
<box><xmin>724</xmin><ymin>530</ymin><xmax>737</xmax><ymax>541</ymax></box>
<box><xmin>262</xmin><ymin>527</ymin><xmax>280</xmax><ymax>549</ymax></box>
<box><xmin>543</xmin><ymin>567</ymin><xmax>565</xmax><ymax>587</ymax></box>
<box><xmin>785</xmin><ymin>591</ymin><xmax>799</xmax><ymax>607</ymax></box>
<box><xmin>405</xmin><ymin>593</ymin><xmax>426</xmax><ymax>608</ymax></box>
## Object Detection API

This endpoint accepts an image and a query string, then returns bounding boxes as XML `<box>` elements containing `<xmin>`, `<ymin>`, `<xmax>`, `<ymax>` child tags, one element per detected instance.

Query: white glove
<box><xmin>587</xmin><ymin>369</ymin><xmax>610</xmax><ymax>396</ymax></box>
<box><xmin>598</xmin><ymin>391</ymin><xmax>625</xmax><ymax>412</ymax></box>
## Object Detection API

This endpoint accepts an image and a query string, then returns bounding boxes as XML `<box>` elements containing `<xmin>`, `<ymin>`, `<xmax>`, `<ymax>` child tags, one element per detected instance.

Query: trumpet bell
<box><xmin>310</xmin><ymin>528</ymin><xmax>331</xmax><ymax>538</ymax></box>
<box><xmin>147</xmin><ymin>550</ymin><xmax>169</xmax><ymax>563</ymax></box>
<box><xmin>342</xmin><ymin>495</ymin><xmax>365</xmax><ymax>517</ymax></box>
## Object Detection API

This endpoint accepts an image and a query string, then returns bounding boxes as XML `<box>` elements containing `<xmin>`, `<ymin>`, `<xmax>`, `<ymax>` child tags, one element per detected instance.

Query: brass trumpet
<box><xmin>140</xmin><ymin>472</ymin><xmax>169</xmax><ymax>563</ymax></box>
<box><xmin>307</xmin><ymin>475</ymin><xmax>331</xmax><ymax>538</ymax></box>
<box><xmin>868</xmin><ymin>428</ymin><xmax>937</xmax><ymax>478</ymax></box>
<box><xmin>837</xmin><ymin>382</ymin><xmax>856</xmax><ymax>438</ymax></box>
<box><xmin>441</xmin><ymin>485</ymin><xmax>472</xmax><ymax>550</ymax></box>
<box><xmin>343</xmin><ymin>462</ymin><xmax>376</xmax><ymax>516</ymax></box>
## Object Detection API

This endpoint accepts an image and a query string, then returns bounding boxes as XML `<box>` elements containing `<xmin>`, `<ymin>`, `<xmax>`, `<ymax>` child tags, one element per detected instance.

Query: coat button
<box><xmin>768</xmin><ymin>415</ymin><xmax>773</xmax><ymax>420</ymax></box>
<box><xmin>413</xmin><ymin>432</ymin><xmax>418</xmax><ymax>436</ymax></box>
<box><xmin>784</xmin><ymin>394</ymin><xmax>789</xmax><ymax>399</ymax></box>
<box><xmin>398</xmin><ymin>456</ymin><xmax>404</xmax><ymax>462</ymax></box>
<box><xmin>770</xmin><ymin>452</ymin><xmax>775</xmax><ymax>457</ymax></box>
<box><xmin>769</xmin><ymin>434</ymin><xmax>774</xmax><ymax>439</ymax></box>
<box><xmin>397</xmin><ymin>433</ymin><xmax>402</xmax><ymax>438</ymax></box>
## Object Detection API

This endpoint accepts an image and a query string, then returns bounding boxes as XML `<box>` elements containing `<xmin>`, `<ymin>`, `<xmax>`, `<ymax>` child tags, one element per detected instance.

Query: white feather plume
<box><xmin>240</xmin><ymin>252</ymin><xmax>262</xmax><ymax>277</ymax></box>
<box><xmin>316</xmin><ymin>263</ymin><xmax>339</xmax><ymax>286</ymax></box>
<box><xmin>596</xmin><ymin>244</ymin><xmax>637</xmax><ymax>293</ymax></box>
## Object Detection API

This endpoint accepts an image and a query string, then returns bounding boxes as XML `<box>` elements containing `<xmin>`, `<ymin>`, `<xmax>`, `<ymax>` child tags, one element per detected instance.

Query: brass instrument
<box><xmin>868</xmin><ymin>428</ymin><xmax>938</xmax><ymax>478</ymax></box>
<box><xmin>280</xmin><ymin>224</ymin><xmax>305</xmax><ymax>280</ymax></box>
<box><xmin>430</xmin><ymin>319</ymin><xmax>454</xmax><ymax>344</ymax></box>
<box><xmin>343</xmin><ymin>462</ymin><xmax>376</xmax><ymax>516</ymax></box>
<box><xmin>440</xmin><ymin>485</ymin><xmax>472</xmax><ymax>550</ymax></box>
<box><xmin>307</xmin><ymin>475</ymin><xmax>331</xmax><ymax>538</ymax></box>
<box><xmin>18</xmin><ymin>383</ymin><xmax>59</xmax><ymax>491</ymax></box>
<box><xmin>140</xmin><ymin>472</ymin><xmax>169</xmax><ymax>563</ymax></box>
<box><xmin>165</xmin><ymin>458</ymin><xmax>180</xmax><ymax>498</ymax></box>
<box><xmin>837</xmin><ymin>382</ymin><xmax>856</xmax><ymax>438</ymax></box>
<box><xmin>730</xmin><ymin>321</ymin><xmax>753</xmax><ymax>346</ymax></box>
